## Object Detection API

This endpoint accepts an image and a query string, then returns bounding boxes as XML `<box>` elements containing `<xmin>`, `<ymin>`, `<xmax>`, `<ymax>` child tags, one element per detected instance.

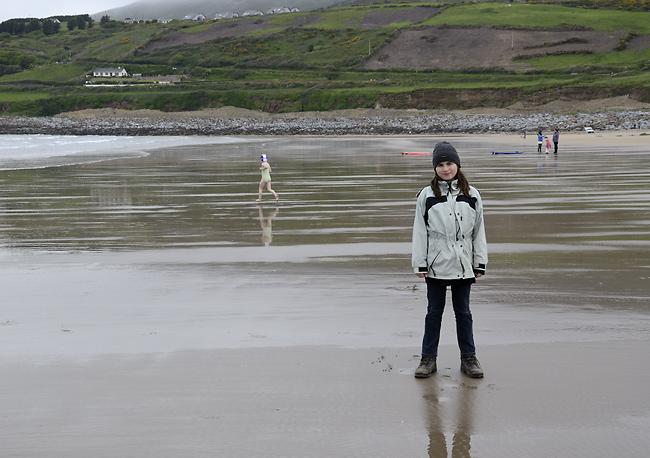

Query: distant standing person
<box><xmin>545</xmin><ymin>136</ymin><xmax>552</xmax><ymax>154</ymax></box>
<box><xmin>411</xmin><ymin>141</ymin><xmax>488</xmax><ymax>379</ymax></box>
<box><xmin>552</xmin><ymin>129</ymin><xmax>559</xmax><ymax>154</ymax></box>
<box><xmin>256</xmin><ymin>154</ymin><xmax>279</xmax><ymax>203</ymax></box>
<box><xmin>537</xmin><ymin>130</ymin><xmax>544</xmax><ymax>153</ymax></box>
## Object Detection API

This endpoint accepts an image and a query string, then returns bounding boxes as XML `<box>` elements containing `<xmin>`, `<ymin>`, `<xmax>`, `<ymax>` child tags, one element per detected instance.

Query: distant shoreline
<box><xmin>0</xmin><ymin>106</ymin><xmax>649</xmax><ymax>136</ymax></box>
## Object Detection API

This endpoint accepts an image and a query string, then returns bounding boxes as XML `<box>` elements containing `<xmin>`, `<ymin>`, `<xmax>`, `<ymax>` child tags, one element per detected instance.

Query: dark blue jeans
<box><xmin>422</xmin><ymin>277</ymin><xmax>476</xmax><ymax>358</ymax></box>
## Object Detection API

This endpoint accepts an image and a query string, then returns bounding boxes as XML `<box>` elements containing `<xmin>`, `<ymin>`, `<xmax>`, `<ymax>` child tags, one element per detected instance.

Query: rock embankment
<box><xmin>1</xmin><ymin>108</ymin><xmax>649</xmax><ymax>136</ymax></box>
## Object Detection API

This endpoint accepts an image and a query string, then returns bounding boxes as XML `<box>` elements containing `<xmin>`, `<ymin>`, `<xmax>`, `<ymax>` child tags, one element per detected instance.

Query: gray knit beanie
<box><xmin>432</xmin><ymin>141</ymin><xmax>461</xmax><ymax>169</ymax></box>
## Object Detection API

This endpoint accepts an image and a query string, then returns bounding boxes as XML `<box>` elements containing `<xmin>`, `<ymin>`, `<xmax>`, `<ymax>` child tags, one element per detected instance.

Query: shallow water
<box><xmin>1</xmin><ymin>135</ymin><xmax>648</xmax><ymax>313</ymax></box>
<box><xmin>2</xmin><ymin>135</ymin><xmax>649</xmax><ymax>249</ymax></box>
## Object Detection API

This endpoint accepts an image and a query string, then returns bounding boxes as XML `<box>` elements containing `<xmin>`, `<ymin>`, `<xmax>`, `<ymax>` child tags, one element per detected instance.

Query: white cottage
<box><xmin>93</xmin><ymin>67</ymin><xmax>128</xmax><ymax>78</ymax></box>
<box><xmin>182</xmin><ymin>13</ymin><xmax>207</xmax><ymax>21</ymax></box>
<box><xmin>242</xmin><ymin>10</ymin><xmax>264</xmax><ymax>17</ymax></box>
<box><xmin>266</xmin><ymin>7</ymin><xmax>293</xmax><ymax>15</ymax></box>
<box><xmin>215</xmin><ymin>12</ymin><xmax>239</xmax><ymax>19</ymax></box>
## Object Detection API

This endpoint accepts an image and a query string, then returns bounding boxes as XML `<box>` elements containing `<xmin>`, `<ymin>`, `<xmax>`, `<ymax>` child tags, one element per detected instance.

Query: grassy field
<box><xmin>423</xmin><ymin>3</ymin><xmax>650</xmax><ymax>33</ymax></box>
<box><xmin>0</xmin><ymin>89</ymin><xmax>52</xmax><ymax>102</ymax></box>
<box><xmin>0</xmin><ymin>1</ymin><xmax>649</xmax><ymax>115</ymax></box>
<box><xmin>522</xmin><ymin>47</ymin><xmax>650</xmax><ymax>71</ymax></box>
<box><xmin>0</xmin><ymin>64</ymin><xmax>89</xmax><ymax>83</ymax></box>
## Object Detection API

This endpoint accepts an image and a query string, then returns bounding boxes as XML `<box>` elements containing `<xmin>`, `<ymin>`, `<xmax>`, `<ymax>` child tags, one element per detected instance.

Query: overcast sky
<box><xmin>0</xmin><ymin>0</ymin><xmax>134</xmax><ymax>23</ymax></box>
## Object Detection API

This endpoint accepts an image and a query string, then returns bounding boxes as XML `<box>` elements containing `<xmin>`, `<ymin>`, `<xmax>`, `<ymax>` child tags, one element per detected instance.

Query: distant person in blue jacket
<box><xmin>537</xmin><ymin>130</ymin><xmax>543</xmax><ymax>153</ymax></box>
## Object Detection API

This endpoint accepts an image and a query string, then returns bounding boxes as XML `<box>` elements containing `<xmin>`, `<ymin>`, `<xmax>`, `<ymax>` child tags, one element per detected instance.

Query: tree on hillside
<box><xmin>27</xmin><ymin>18</ymin><xmax>41</xmax><ymax>33</ymax></box>
<box><xmin>0</xmin><ymin>20</ymin><xmax>24</xmax><ymax>35</ymax></box>
<box><xmin>67</xmin><ymin>19</ymin><xmax>77</xmax><ymax>31</ymax></box>
<box><xmin>76</xmin><ymin>16</ymin><xmax>86</xmax><ymax>30</ymax></box>
<box><xmin>42</xmin><ymin>19</ymin><xmax>61</xmax><ymax>36</ymax></box>
<box><xmin>100</xmin><ymin>15</ymin><xmax>111</xmax><ymax>26</ymax></box>
<box><xmin>100</xmin><ymin>17</ymin><xmax>119</xmax><ymax>29</ymax></box>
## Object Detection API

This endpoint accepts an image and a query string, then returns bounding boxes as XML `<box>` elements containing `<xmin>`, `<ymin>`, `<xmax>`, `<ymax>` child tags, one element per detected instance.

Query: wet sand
<box><xmin>1</xmin><ymin>131</ymin><xmax>649</xmax><ymax>457</ymax></box>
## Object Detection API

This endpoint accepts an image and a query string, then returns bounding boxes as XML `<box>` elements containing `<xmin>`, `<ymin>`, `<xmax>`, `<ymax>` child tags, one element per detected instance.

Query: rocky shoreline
<box><xmin>1</xmin><ymin>108</ymin><xmax>649</xmax><ymax>136</ymax></box>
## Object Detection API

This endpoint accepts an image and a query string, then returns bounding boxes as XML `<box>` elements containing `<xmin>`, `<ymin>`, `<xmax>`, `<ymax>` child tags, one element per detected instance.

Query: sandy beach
<box><xmin>1</xmin><ymin>131</ymin><xmax>649</xmax><ymax>457</ymax></box>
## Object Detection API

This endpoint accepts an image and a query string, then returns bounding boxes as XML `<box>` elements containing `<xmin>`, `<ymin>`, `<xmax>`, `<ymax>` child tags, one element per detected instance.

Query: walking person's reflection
<box><xmin>258</xmin><ymin>205</ymin><xmax>279</xmax><ymax>246</ymax></box>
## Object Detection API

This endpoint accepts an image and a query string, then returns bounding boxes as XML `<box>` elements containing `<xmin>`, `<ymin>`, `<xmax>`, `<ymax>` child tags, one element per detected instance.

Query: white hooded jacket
<box><xmin>411</xmin><ymin>179</ymin><xmax>487</xmax><ymax>279</ymax></box>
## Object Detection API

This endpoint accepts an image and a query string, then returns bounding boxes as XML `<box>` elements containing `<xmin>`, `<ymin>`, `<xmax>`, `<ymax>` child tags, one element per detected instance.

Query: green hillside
<box><xmin>1</xmin><ymin>1</ymin><xmax>649</xmax><ymax>116</ymax></box>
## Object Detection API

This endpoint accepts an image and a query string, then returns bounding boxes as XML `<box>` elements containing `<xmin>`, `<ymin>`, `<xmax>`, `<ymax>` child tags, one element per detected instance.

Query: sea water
<box><xmin>0</xmin><ymin>134</ymin><xmax>248</xmax><ymax>170</ymax></box>
<box><xmin>1</xmin><ymin>133</ymin><xmax>649</xmax><ymax>255</ymax></box>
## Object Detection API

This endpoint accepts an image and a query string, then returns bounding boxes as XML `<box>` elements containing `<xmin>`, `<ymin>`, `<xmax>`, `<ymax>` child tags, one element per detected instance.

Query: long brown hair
<box><xmin>431</xmin><ymin>169</ymin><xmax>471</xmax><ymax>198</ymax></box>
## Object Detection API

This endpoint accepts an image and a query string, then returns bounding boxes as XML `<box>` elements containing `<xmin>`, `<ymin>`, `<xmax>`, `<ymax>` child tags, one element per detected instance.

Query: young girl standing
<box><xmin>256</xmin><ymin>154</ymin><xmax>279</xmax><ymax>203</ymax></box>
<box><xmin>411</xmin><ymin>141</ymin><xmax>488</xmax><ymax>378</ymax></box>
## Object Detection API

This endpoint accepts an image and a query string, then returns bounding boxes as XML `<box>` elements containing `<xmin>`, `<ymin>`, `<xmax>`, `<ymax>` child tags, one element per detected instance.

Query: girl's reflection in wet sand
<box><xmin>420</xmin><ymin>376</ymin><xmax>477</xmax><ymax>458</ymax></box>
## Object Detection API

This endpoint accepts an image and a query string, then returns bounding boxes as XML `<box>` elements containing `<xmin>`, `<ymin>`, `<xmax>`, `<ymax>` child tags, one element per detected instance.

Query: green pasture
<box><xmin>521</xmin><ymin>47</ymin><xmax>650</xmax><ymax>71</ymax></box>
<box><xmin>299</xmin><ymin>3</ymin><xmax>440</xmax><ymax>30</ymax></box>
<box><xmin>0</xmin><ymin>64</ymin><xmax>89</xmax><ymax>83</ymax></box>
<box><xmin>299</xmin><ymin>8</ymin><xmax>368</xmax><ymax>29</ymax></box>
<box><xmin>360</xmin><ymin>74</ymin><xmax>580</xmax><ymax>91</ymax></box>
<box><xmin>0</xmin><ymin>90</ymin><xmax>52</xmax><ymax>103</ymax></box>
<box><xmin>424</xmin><ymin>3</ymin><xmax>650</xmax><ymax>33</ymax></box>
<box><xmin>599</xmin><ymin>72</ymin><xmax>650</xmax><ymax>87</ymax></box>
<box><xmin>194</xmin><ymin>68</ymin><xmax>588</xmax><ymax>92</ymax></box>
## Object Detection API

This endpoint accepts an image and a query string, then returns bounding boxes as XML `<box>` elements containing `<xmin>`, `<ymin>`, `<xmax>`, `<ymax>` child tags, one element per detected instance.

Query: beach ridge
<box><xmin>1</xmin><ymin>104</ymin><xmax>649</xmax><ymax>136</ymax></box>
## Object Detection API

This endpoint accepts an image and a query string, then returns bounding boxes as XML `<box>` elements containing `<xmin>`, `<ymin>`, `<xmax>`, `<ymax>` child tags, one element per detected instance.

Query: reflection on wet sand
<box><xmin>421</xmin><ymin>376</ymin><xmax>476</xmax><ymax>458</ymax></box>
<box><xmin>536</xmin><ymin>151</ymin><xmax>558</xmax><ymax>175</ymax></box>
<box><xmin>258</xmin><ymin>205</ymin><xmax>279</xmax><ymax>246</ymax></box>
